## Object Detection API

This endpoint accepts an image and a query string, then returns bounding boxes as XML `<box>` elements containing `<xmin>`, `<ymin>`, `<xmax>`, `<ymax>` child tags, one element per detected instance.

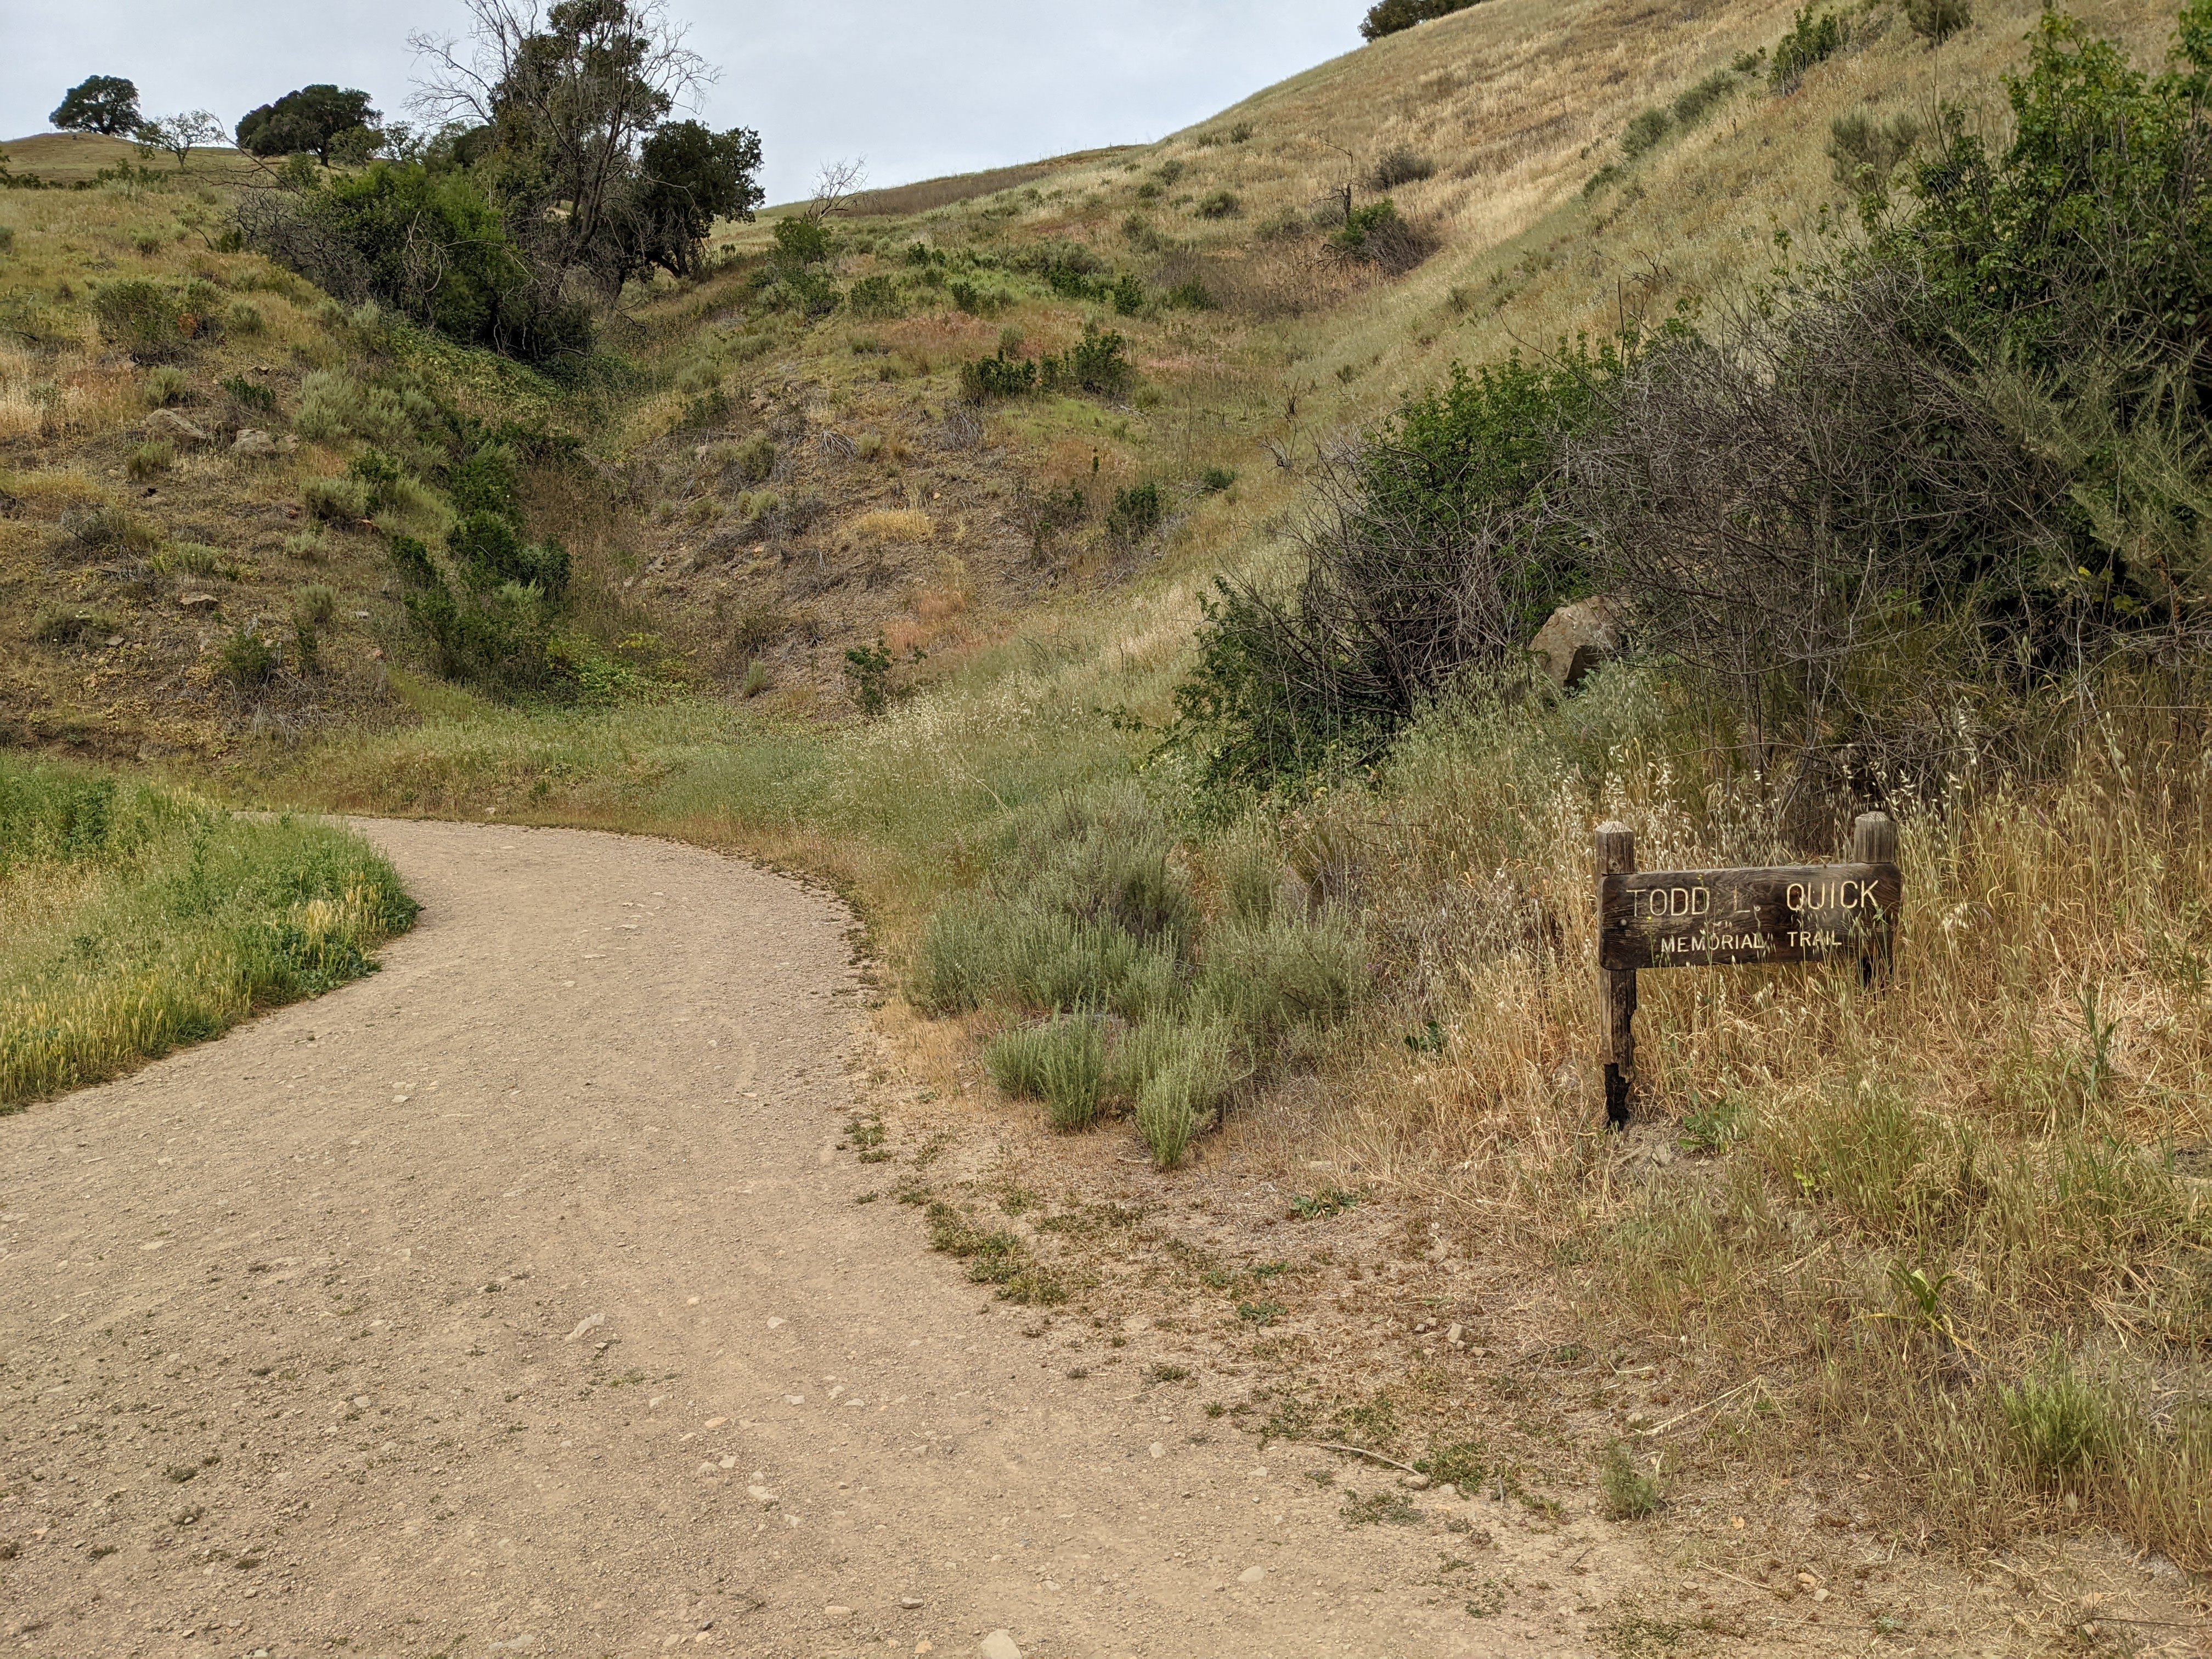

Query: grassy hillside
<box><xmin>5</xmin><ymin>0</ymin><xmax>2209</xmax><ymax>1612</ymax></box>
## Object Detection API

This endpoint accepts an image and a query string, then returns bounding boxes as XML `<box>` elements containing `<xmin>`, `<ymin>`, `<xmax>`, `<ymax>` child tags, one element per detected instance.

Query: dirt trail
<box><xmin>1</xmin><ymin>819</ymin><xmax>1640</xmax><ymax>1658</ymax></box>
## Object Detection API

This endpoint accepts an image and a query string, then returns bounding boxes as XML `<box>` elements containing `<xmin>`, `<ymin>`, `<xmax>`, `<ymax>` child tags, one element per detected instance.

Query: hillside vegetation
<box><xmin>3</xmin><ymin>0</ymin><xmax>2208</xmax><ymax>1611</ymax></box>
<box><xmin>0</xmin><ymin>754</ymin><xmax>415</xmax><ymax>1107</ymax></box>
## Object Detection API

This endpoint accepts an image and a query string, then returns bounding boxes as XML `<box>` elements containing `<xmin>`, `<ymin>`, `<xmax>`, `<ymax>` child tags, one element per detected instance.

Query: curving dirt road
<box><xmin>1</xmin><ymin>820</ymin><xmax>1620</xmax><ymax>1658</ymax></box>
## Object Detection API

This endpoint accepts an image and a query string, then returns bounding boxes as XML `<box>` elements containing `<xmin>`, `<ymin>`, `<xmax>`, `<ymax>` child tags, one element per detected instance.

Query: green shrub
<box><xmin>1111</xmin><ymin>272</ymin><xmax>1147</xmax><ymax>315</ymax></box>
<box><xmin>847</xmin><ymin>273</ymin><xmax>903</xmax><ymax>317</ymax></box>
<box><xmin>1107</xmin><ymin>481</ymin><xmax>1164</xmax><ymax>541</ymax></box>
<box><xmin>1829</xmin><ymin>108</ymin><xmax>1923</xmax><ymax>193</ymax></box>
<box><xmin>1599</xmin><ymin>1443</ymin><xmax>1662</xmax><ymax>1518</ymax></box>
<box><xmin>1360</xmin><ymin>0</ymin><xmax>1482</xmax><ymax>41</ymax></box>
<box><xmin>218</xmin><ymin>626</ymin><xmax>279</xmax><ymax>687</ymax></box>
<box><xmin>142</xmin><ymin>365</ymin><xmax>192</xmax><ymax>408</ymax></box>
<box><xmin>302</xmin><ymin>475</ymin><xmax>371</xmax><ymax>523</ymax></box>
<box><xmin>1172</xmin><ymin>346</ymin><xmax>1612</xmax><ymax>793</ymax></box>
<box><xmin>1770</xmin><ymin>7</ymin><xmax>1848</xmax><ymax>91</ymax></box>
<box><xmin>733</xmin><ymin>432</ymin><xmax>777</xmax><ymax>483</ymax></box>
<box><xmin>240</xmin><ymin>161</ymin><xmax>592</xmax><ymax>362</ymax></box>
<box><xmin>448</xmin><ymin>512</ymin><xmax>569</xmax><ymax>598</ymax></box>
<box><xmin>1166</xmin><ymin>280</ymin><xmax>1215</xmax><ymax>310</ymax></box>
<box><xmin>961</xmin><ymin>350</ymin><xmax>1041</xmax><ymax>401</ymax></box>
<box><xmin>988</xmin><ymin>1012</ymin><xmax>1108</xmax><ymax>1130</ymax></box>
<box><xmin>1331</xmin><ymin>198</ymin><xmax>1429</xmax><ymax>269</ymax></box>
<box><xmin>1197</xmin><ymin>914</ymin><xmax>1366</xmax><ymax>1034</ymax></box>
<box><xmin>225</xmin><ymin>300</ymin><xmax>266</xmax><ymax>335</ymax></box>
<box><xmin>90</xmin><ymin>280</ymin><xmax>183</xmax><ymax>360</ymax></box>
<box><xmin>126</xmin><ymin>441</ymin><xmax>174</xmax><ymax>481</ymax></box>
<box><xmin>1906</xmin><ymin>0</ymin><xmax>1970</xmax><ymax>43</ymax></box>
<box><xmin>218</xmin><ymin>374</ymin><xmax>278</xmax><ymax>415</ymax></box>
<box><xmin>1042</xmin><ymin>324</ymin><xmax>1133</xmax><ymax>397</ymax></box>
<box><xmin>448</xmin><ymin>442</ymin><xmax>520</xmax><ymax>518</ymax></box>
<box><xmin>1200</xmin><ymin>467</ymin><xmax>1237</xmax><ymax>492</ymax></box>
<box><xmin>1368</xmin><ymin>148</ymin><xmax>1436</xmax><ymax>189</ymax></box>
<box><xmin>1673</xmin><ymin>69</ymin><xmax>1739</xmax><ymax>127</ymax></box>
<box><xmin>1196</xmin><ymin>189</ymin><xmax>1242</xmax><ymax>220</ymax></box>
<box><xmin>949</xmin><ymin>277</ymin><xmax>1011</xmax><ymax>317</ymax></box>
<box><xmin>30</xmin><ymin>605</ymin><xmax>115</xmax><ymax>644</ymax></box>
<box><xmin>292</xmin><ymin>583</ymin><xmax>337</xmax><ymax>627</ymax></box>
<box><xmin>1620</xmin><ymin>108</ymin><xmax>1673</xmax><ymax>159</ymax></box>
<box><xmin>843</xmin><ymin>637</ymin><xmax>893</xmax><ymax>716</ymax></box>
<box><xmin>2002</xmin><ymin>1356</ymin><xmax>2121</xmax><ymax>1486</ymax></box>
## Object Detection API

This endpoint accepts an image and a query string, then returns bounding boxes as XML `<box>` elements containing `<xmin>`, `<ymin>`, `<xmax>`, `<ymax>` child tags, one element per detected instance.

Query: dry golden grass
<box><xmin>2</xmin><ymin>131</ymin><xmax>255</xmax><ymax>185</ymax></box>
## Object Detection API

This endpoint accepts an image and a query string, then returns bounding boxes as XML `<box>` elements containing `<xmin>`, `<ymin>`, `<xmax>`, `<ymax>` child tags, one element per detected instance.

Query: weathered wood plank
<box><xmin>1599</xmin><ymin>863</ymin><xmax>1900</xmax><ymax>971</ymax></box>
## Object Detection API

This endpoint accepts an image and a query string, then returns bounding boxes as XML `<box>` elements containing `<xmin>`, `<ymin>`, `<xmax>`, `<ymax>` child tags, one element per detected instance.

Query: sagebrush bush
<box><xmin>126</xmin><ymin>441</ymin><xmax>174</xmax><ymax>481</ymax></box>
<box><xmin>293</xmin><ymin>583</ymin><xmax>337</xmax><ymax>627</ymax></box>
<box><xmin>1196</xmin><ymin>913</ymin><xmax>1367</xmax><ymax>1034</ymax></box>
<box><xmin>295</xmin><ymin>370</ymin><xmax>421</xmax><ymax>448</ymax></box>
<box><xmin>733</xmin><ymin>432</ymin><xmax>776</xmax><ymax>483</ymax></box>
<box><xmin>988</xmin><ymin>1012</ymin><xmax>1108</xmax><ymax>1130</ymax></box>
<box><xmin>1114</xmin><ymin>1016</ymin><xmax>1237</xmax><ymax>1167</ymax></box>
<box><xmin>913</xmin><ymin>899</ymin><xmax>1176</xmax><ymax>1020</ymax></box>
<box><xmin>142</xmin><ymin>365</ymin><xmax>192</xmax><ymax>408</ymax></box>
<box><xmin>302</xmin><ymin>475</ymin><xmax>371</xmax><ymax>523</ymax></box>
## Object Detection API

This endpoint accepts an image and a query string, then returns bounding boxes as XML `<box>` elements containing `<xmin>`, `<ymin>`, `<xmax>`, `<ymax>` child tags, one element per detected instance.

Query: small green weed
<box><xmin>1599</xmin><ymin>1442</ymin><xmax>1662</xmax><ymax>1519</ymax></box>
<box><xmin>1341</xmin><ymin>1489</ymin><xmax>1420</xmax><ymax>1526</ymax></box>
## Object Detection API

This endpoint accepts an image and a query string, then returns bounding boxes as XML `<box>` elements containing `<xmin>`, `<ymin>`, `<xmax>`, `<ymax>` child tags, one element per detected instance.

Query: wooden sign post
<box><xmin>1594</xmin><ymin>812</ymin><xmax>1899</xmax><ymax>1127</ymax></box>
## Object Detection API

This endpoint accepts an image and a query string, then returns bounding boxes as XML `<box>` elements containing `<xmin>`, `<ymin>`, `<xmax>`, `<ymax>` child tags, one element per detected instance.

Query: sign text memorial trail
<box><xmin>1593</xmin><ymin>812</ymin><xmax>1899</xmax><ymax>1126</ymax></box>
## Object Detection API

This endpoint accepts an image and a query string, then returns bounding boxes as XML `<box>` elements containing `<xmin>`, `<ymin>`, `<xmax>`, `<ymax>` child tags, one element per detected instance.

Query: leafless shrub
<box><xmin>230</xmin><ymin>190</ymin><xmax>373</xmax><ymax>306</ymax></box>
<box><xmin>1269</xmin><ymin>437</ymin><xmax>1554</xmax><ymax>711</ymax></box>
<box><xmin>1568</xmin><ymin>268</ymin><xmax>2073</xmax><ymax>795</ymax></box>
<box><xmin>816</xmin><ymin>430</ymin><xmax>857</xmax><ymax>460</ymax></box>
<box><xmin>938</xmin><ymin>405</ymin><xmax>984</xmax><ymax>451</ymax></box>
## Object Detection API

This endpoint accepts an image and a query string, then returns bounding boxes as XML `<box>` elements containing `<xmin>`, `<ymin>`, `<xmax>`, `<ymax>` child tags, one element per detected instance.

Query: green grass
<box><xmin>0</xmin><ymin>755</ymin><xmax>416</xmax><ymax>1108</ymax></box>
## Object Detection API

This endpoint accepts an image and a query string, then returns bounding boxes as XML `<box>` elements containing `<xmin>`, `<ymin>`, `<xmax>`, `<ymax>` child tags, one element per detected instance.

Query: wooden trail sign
<box><xmin>1594</xmin><ymin>812</ymin><xmax>1899</xmax><ymax>1127</ymax></box>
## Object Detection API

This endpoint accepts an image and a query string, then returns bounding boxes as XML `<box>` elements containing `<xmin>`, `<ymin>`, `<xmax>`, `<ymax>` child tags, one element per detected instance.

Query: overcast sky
<box><xmin>3</xmin><ymin>1</ymin><xmax>1364</xmax><ymax>201</ymax></box>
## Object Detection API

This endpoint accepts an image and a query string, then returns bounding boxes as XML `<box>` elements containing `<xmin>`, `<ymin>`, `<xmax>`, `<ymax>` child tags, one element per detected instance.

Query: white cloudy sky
<box><xmin>3</xmin><ymin>1</ymin><xmax>1365</xmax><ymax>201</ymax></box>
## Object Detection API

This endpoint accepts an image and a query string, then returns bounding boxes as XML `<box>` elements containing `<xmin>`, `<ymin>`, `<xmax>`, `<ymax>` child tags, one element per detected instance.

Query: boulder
<box><xmin>1531</xmin><ymin>595</ymin><xmax>1627</xmax><ymax>692</ymax></box>
<box><xmin>144</xmin><ymin>408</ymin><xmax>211</xmax><ymax>448</ymax></box>
<box><xmin>231</xmin><ymin>429</ymin><xmax>296</xmax><ymax>459</ymax></box>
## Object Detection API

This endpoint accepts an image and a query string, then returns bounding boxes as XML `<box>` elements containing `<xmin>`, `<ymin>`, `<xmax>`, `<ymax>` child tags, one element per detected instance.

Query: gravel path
<box><xmin>1</xmin><ymin>819</ymin><xmax>1616</xmax><ymax>1657</ymax></box>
